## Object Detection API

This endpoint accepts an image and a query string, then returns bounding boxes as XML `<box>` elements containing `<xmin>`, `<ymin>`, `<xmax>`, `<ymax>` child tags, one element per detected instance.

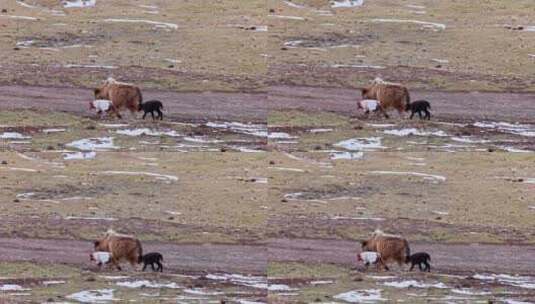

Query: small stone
<box><xmin>13</xmin><ymin>199</ymin><xmax>20</xmax><ymax>203</ymax></box>
<box><xmin>269</xmin><ymin>160</ymin><xmax>275</xmax><ymax>165</ymax></box>
<box><xmin>86</xmin><ymin>125</ymin><xmax>96</xmax><ymax>130</ymax></box>
<box><xmin>1</xmin><ymin>160</ymin><xmax>7</xmax><ymax>165</ymax></box>
<box><xmin>269</xmin><ymin>9</ymin><xmax>275</xmax><ymax>13</ymax></box>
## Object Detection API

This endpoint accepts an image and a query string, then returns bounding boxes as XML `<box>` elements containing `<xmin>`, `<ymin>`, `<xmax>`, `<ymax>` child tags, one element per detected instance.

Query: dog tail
<box><xmin>136</xmin><ymin>240</ymin><xmax>143</xmax><ymax>264</ymax></box>
<box><xmin>404</xmin><ymin>240</ymin><xmax>411</xmax><ymax>263</ymax></box>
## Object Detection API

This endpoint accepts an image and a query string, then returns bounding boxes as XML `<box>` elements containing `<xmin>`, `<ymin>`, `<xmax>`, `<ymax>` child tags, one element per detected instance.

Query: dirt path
<box><xmin>1</xmin><ymin>85</ymin><xmax>535</xmax><ymax>123</ymax></box>
<box><xmin>0</xmin><ymin>85</ymin><xmax>267</xmax><ymax>123</ymax></box>
<box><xmin>268</xmin><ymin>86</ymin><xmax>535</xmax><ymax>123</ymax></box>
<box><xmin>1</xmin><ymin>237</ymin><xmax>534</xmax><ymax>275</ymax></box>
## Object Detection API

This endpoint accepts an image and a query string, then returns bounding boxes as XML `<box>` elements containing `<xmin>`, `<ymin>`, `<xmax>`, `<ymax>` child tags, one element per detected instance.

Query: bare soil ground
<box><xmin>1</xmin><ymin>84</ymin><xmax>534</xmax><ymax>123</ymax></box>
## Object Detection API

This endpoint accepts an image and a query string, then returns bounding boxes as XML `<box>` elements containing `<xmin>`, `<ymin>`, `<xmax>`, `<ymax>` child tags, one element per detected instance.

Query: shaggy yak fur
<box><xmin>361</xmin><ymin>78</ymin><xmax>410</xmax><ymax>118</ymax></box>
<box><xmin>94</xmin><ymin>78</ymin><xmax>142</xmax><ymax>119</ymax></box>
<box><xmin>361</xmin><ymin>230</ymin><xmax>411</xmax><ymax>270</ymax></box>
<box><xmin>94</xmin><ymin>229</ymin><xmax>143</xmax><ymax>271</ymax></box>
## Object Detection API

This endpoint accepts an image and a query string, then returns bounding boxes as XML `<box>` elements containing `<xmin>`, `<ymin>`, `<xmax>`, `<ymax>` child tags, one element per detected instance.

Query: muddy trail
<box><xmin>1</xmin><ymin>237</ymin><xmax>534</xmax><ymax>276</ymax></box>
<box><xmin>1</xmin><ymin>85</ymin><xmax>535</xmax><ymax>123</ymax></box>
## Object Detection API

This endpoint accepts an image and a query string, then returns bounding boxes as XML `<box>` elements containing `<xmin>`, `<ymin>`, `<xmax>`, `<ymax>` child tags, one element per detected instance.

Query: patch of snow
<box><xmin>474</xmin><ymin>121</ymin><xmax>535</xmax><ymax>137</ymax></box>
<box><xmin>334</xmin><ymin>289</ymin><xmax>386</xmax><ymax>303</ymax></box>
<box><xmin>63</xmin><ymin>151</ymin><xmax>96</xmax><ymax>160</ymax></box>
<box><xmin>406</xmin><ymin>4</ymin><xmax>425</xmax><ymax>9</ymax></box>
<box><xmin>231</xmin><ymin>146</ymin><xmax>265</xmax><ymax>153</ymax></box>
<box><xmin>431</xmin><ymin>58</ymin><xmax>449</xmax><ymax>63</ymax></box>
<box><xmin>451</xmin><ymin>288</ymin><xmax>491</xmax><ymax>295</ymax></box>
<box><xmin>268</xmin><ymin>132</ymin><xmax>297</xmax><ymax>139</ymax></box>
<box><xmin>268</xmin><ymin>167</ymin><xmax>305</xmax><ymax>172</ymax></box>
<box><xmin>499</xmin><ymin>146</ymin><xmax>533</xmax><ymax>153</ymax></box>
<box><xmin>268</xmin><ymin>284</ymin><xmax>297</xmax><ymax>291</ymax></box>
<box><xmin>284</xmin><ymin>192</ymin><xmax>327</xmax><ymax>204</ymax></box>
<box><xmin>369</xmin><ymin>171</ymin><xmax>446</xmax><ymax>182</ymax></box>
<box><xmin>0</xmin><ymin>284</ymin><xmax>30</xmax><ymax>291</ymax></box>
<box><xmin>268</xmin><ymin>15</ymin><xmax>305</xmax><ymax>20</ymax></box>
<box><xmin>253</xmin><ymin>25</ymin><xmax>268</xmax><ymax>32</ymax></box>
<box><xmin>0</xmin><ymin>132</ymin><xmax>31</xmax><ymax>139</ymax></box>
<box><xmin>474</xmin><ymin>273</ymin><xmax>535</xmax><ymax>289</ymax></box>
<box><xmin>66</xmin><ymin>289</ymin><xmax>116</xmax><ymax>303</ymax></box>
<box><xmin>183</xmin><ymin>288</ymin><xmax>223</xmax><ymax>296</ymax></box>
<box><xmin>367</xmin><ymin>275</ymin><xmax>398</xmax><ymax>280</ymax></box>
<box><xmin>205</xmin><ymin>121</ymin><xmax>267</xmax><ymax>137</ymax></box>
<box><xmin>116</xmin><ymin>280</ymin><xmax>181</xmax><ymax>289</ymax></box>
<box><xmin>330</xmin><ymin>151</ymin><xmax>364</xmax><ymax>160</ymax></box>
<box><xmin>383</xmin><ymin>280</ymin><xmax>448</xmax><ymax>289</ymax></box>
<box><xmin>66</xmin><ymin>137</ymin><xmax>118</xmax><ymax>151</ymax></box>
<box><xmin>503</xmin><ymin>300</ymin><xmax>533</xmax><ymax>304</ymax></box>
<box><xmin>205</xmin><ymin>273</ymin><xmax>267</xmax><ymax>289</ymax></box>
<box><xmin>102</xmin><ymin>18</ymin><xmax>178</xmax><ymax>29</ymax></box>
<box><xmin>42</xmin><ymin>128</ymin><xmax>67</xmax><ymax>133</ymax></box>
<box><xmin>523</xmin><ymin>26</ymin><xmax>535</xmax><ymax>32</ymax></box>
<box><xmin>0</xmin><ymin>15</ymin><xmax>38</xmax><ymax>21</ymax></box>
<box><xmin>94</xmin><ymin>171</ymin><xmax>178</xmax><ymax>182</ymax></box>
<box><xmin>334</xmin><ymin>137</ymin><xmax>386</xmax><ymax>151</ymax></box>
<box><xmin>16</xmin><ymin>1</ymin><xmax>37</xmax><ymax>8</ymax></box>
<box><xmin>450</xmin><ymin>136</ymin><xmax>489</xmax><ymax>143</ymax></box>
<box><xmin>330</xmin><ymin>0</ymin><xmax>364</xmax><ymax>9</ymax></box>
<box><xmin>366</xmin><ymin>123</ymin><xmax>396</xmax><ymax>128</ymax></box>
<box><xmin>43</xmin><ymin>280</ymin><xmax>66</xmax><ymax>286</ymax></box>
<box><xmin>309</xmin><ymin>128</ymin><xmax>333</xmax><ymax>133</ymax></box>
<box><xmin>63</xmin><ymin>0</ymin><xmax>96</xmax><ymax>8</ymax></box>
<box><xmin>283</xmin><ymin>1</ymin><xmax>305</xmax><ymax>8</ymax></box>
<box><xmin>432</xmin><ymin>210</ymin><xmax>449</xmax><ymax>215</ymax></box>
<box><xmin>99</xmin><ymin>123</ymin><xmax>129</xmax><ymax>128</ymax></box>
<box><xmin>310</xmin><ymin>280</ymin><xmax>334</xmax><ymax>285</ymax></box>
<box><xmin>183</xmin><ymin>136</ymin><xmax>223</xmax><ymax>143</ymax></box>
<box><xmin>116</xmin><ymin>128</ymin><xmax>181</xmax><ymax>137</ymax></box>
<box><xmin>384</xmin><ymin>128</ymin><xmax>447</xmax><ymax>137</ymax></box>
<box><xmin>162</xmin><ymin>211</ymin><xmax>181</xmax><ymax>217</ymax></box>
<box><xmin>99</xmin><ymin>276</ymin><xmax>130</xmax><ymax>280</ymax></box>
<box><xmin>371</xmin><ymin>18</ymin><xmax>446</xmax><ymax>31</ymax></box>
<box><xmin>6</xmin><ymin>167</ymin><xmax>38</xmax><ymax>172</ymax></box>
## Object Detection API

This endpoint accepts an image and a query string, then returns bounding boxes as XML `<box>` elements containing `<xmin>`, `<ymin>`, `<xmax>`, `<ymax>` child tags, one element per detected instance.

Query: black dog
<box><xmin>141</xmin><ymin>252</ymin><xmax>163</xmax><ymax>272</ymax></box>
<box><xmin>406</xmin><ymin>100</ymin><xmax>431</xmax><ymax>120</ymax></box>
<box><xmin>139</xmin><ymin>100</ymin><xmax>164</xmax><ymax>120</ymax></box>
<box><xmin>407</xmin><ymin>252</ymin><xmax>431</xmax><ymax>272</ymax></box>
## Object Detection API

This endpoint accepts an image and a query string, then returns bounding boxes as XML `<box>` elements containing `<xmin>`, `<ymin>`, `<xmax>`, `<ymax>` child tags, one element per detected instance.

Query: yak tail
<box><xmin>405</xmin><ymin>89</ymin><xmax>411</xmax><ymax>109</ymax></box>
<box><xmin>136</xmin><ymin>87</ymin><xmax>143</xmax><ymax>106</ymax></box>
<box><xmin>404</xmin><ymin>240</ymin><xmax>411</xmax><ymax>263</ymax></box>
<box><xmin>136</xmin><ymin>240</ymin><xmax>143</xmax><ymax>264</ymax></box>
